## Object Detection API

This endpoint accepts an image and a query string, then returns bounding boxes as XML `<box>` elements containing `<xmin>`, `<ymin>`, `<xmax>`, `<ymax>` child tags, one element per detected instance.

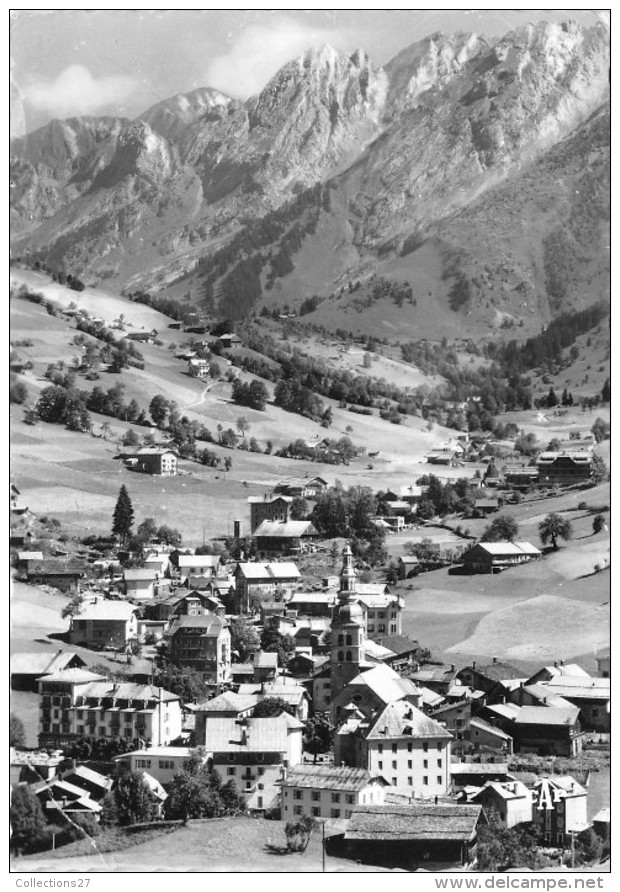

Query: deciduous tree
<box><xmin>539</xmin><ymin>513</ymin><xmax>573</xmax><ymax>551</ymax></box>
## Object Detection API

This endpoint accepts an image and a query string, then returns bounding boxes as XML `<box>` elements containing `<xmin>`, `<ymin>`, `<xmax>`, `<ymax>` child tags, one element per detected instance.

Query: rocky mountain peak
<box><xmin>91</xmin><ymin>120</ymin><xmax>179</xmax><ymax>190</ymax></box>
<box><xmin>140</xmin><ymin>87</ymin><xmax>231</xmax><ymax>142</ymax></box>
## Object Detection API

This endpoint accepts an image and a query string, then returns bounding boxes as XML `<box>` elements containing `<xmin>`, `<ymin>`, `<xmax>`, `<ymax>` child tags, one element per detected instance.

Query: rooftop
<box><xmin>284</xmin><ymin>765</ymin><xmax>381</xmax><ymax>793</ymax></box>
<box><xmin>41</xmin><ymin>668</ymin><xmax>106</xmax><ymax>684</ymax></box>
<box><xmin>450</xmin><ymin>762</ymin><xmax>509</xmax><ymax>776</ymax></box>
<box><xmin>345</xmin><ymin>803</ymin><xmax>483</xmax><ymax>842</ymax></box>
<box><xmin>203</xmin><ymin>714</ymin><xmax>304</xmax><ymax>754</ymax></box>
<box><xmin>11</xmin><ymin>651</ymin><xmax>85</xmax><ymax>677</ymax></box>
<box><xmin>514</xmin><ymin>706</ymin><xmax>580</xmax><ymax>726</ymax></box>
<box><xmin>366</xmin><ymin>700</ymin><xmax>453</xmax><ymax>741</ymax></box>
<box><xmin>346</xmin><ymin>664</ymin><xmax>421</xmax><ymax>708</ymax></box>
<box><xmin>237</xmin><ymin>562</ymin><xmax>301</xmax><ymax>580</ymax></box>
<box><xmin>253</xmin><ymin>520</ymin><xmax>318</xmax><ymax>539</ymax></box>
<box><xmin>167</xmin><ymin>613</ymin><xmax>227</xmax><ymax>636</ymax></box>
<box><xmin>73</xmin><ymin>600</ymin><xmax>138</xmax><ymax>621</ymax></box>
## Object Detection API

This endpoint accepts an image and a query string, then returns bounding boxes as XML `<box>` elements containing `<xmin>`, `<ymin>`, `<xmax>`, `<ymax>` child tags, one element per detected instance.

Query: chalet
<box><xmin>217</xmin><ymin>332</ymin><xmax>242</xmax><ymax>350</ymax></box>
<box><xmin>356</xmin><ymin>589</ymin><xmax>403</xmax><ymax>637</ymax></box>
<box><xmin>173</xmin><ymin>553</ymin><xmax>221</xmax><ymax>582</ymax></box>
<box><xmin>511</xmin><ymin>706</ymin><xmax>584</xmax><ymax>757</ymax></box>
<box><xmin>462</xmin><ymin>541</ymin><xmax>541</xmax><ymax>573</ymax></box>
<box><xmin>11</xmin><ymin>651</ymin><xmax>87</xmax><ymax>692</ymax></box>
<box><xmin>38</xmin><ymin>671</ymin><xmax>182</xmax><ymax>749</ymax></box>
<box><xmin>125</xmin><ymin>329</ymin><xmax>158</xmax><ymax>342</ymax></box>
<box><xmin>252</xmin><ymin>520</ymin><xmax>319</xmax><ymax>559</ymax></box>
<box><xmin>329</xmin><ymin>803</ymin><xmax>485</xmax><ymax>870</ymax></box>
<box><xmin>143</xmin><ymin>552</ymin><xmax>171</xmax><ymax>577</ymax></box>
<box><xmin>504</xmin><ymin>467</ymin><xmax>540</xmax><ymax>489</ymax></box>
<box><xmin>541</xmin><ymin>676</ymin><xmax>610</xmax><ymax>732</ymax></box>
<box><xmin>32</xmin><ymin>777</ymin><xmax>102</xmax><ymax>820</ymax></box>
<box><xmin>373</xmin><ymin>634</ymin><xmax>420</xmax><ymax>672</ymax></box>
<box><xmin>69</xmin><ymin>598</ymin><xmax>139</xmax><ymax>650</ymax></box>
<box><xmin>286</xmin><ymin>590</ymin><xmax>336</xmax><ymax>616</ymax></box>
<box><xmin>281</xmin><ymin>766</ymin><xmax>387</xmax><ymax>821</ymax></box>
<box><xmin>199</xmin><ymin>713</ymin><xmax>304</xmax><ymax>812</ymax></box>
<box><xmin>247</xmin><ymin>494</ymin><xmax>292</xmax><ymax>534</ymax></box>
<box><xmin>471</xmin><ymin>781</ymin><xmax>532</xmax><ymax>828</ymax></box>
<box><xmin>187</xmin><ymin>358</ymin><xmax>210</xmax><ymax>378</ymax></box>
<box><xmin>237</xmin><ymin>681</ymin><xmax>309</xmax><ymax>721</ymax></box>
<box><xmin>526</xmin><ymin>661</ymin><xmax>590</xmax><ymax>685</ymax></box>
<box><xmin>252</xmin><ymin>650</ymin><xmax>279</xmax><ymax>682</ymax></box>
<box><xmin>194</xmin><ymin>692</ymin><xmax>257</xmax><ymax>721</ymax></box>
<box><xmin>531</xmin><ymin>776</ymin><xmax>589</xmax><ymax>846</ymax></box>
<box><xmin>399</xmin><ymin>484</ymin><xmax>428</xmax><ymax>505</ymax></box>
<box><xmin>122</xmin><ymin>448</ymin><xmax>178</xmax><ymax>476</ymax></box>
<box><xmin>24</xmin><ymin>558</ymin><xmax>85</xmax><ymax>593</ymax></box>
<box><xmin>60</xmin><ymin>765</ymin><xmax>114</xmax><ymax>802</ymax></box>
<box><xmin>123</xmin><ymin>568</ymin><xmax>167</xmax><ymax>601</ymax></box>
<box><xmin>234</xmin><ymin>561</ymin><xmax>301</xmax><ymax>611</ymax></box>
<box><xmin>397</xmin><ymin>555</ymin><xmax>420</xmax><ymax>579</ymax></box>
<box><xmin>466</xmin><ymin>718</ymin><xmax>514</xmax><ymax>754</ymax></box>
<box><xmin>273</xmin><ymin>476</ymin><xmax>328</xmax><ymax>499</ymax></box>
<box><xmin>457</xmin><ymin>660</ymin><xmax>525</xmax><ymax>698</ymax></box>
<box><xmin>450</xmin><ymin>762</ymin><xmax>511</xmax><ymax>788</ymax></box>
<box><xmin>115</xmin><ymin>746</ymin><xmax>205</xmax><ymax>785</ymax></box>
<box><xmin>166</xmin><ymin>612</ymin><xmax>231</xmax><ymax>687</ymax></box>
<box><xmin>474</xmin><ymin>497</ymin><xmax>500</xmax><ymax>516</ymax></box>
<box><xmin>408</xmin><ymin>664</ymin><xmax>460</xmax><ymax>696</ymax></box>
<box><xmin>427</xmin><ymin>449</ymin><xmax>457</xmax><ymax>466</ymax></box>
<box><xmin>536</xmin><ymin>452</ymin><xmax>592</xmax><ymax>486</ymax></box>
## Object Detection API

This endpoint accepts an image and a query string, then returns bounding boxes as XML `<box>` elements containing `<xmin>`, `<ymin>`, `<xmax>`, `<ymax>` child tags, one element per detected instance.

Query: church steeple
<box><xmin>339</xmin><ymin>543</ymin><xmax>357</xmax><ymax>597</ymax></box>
<box><xmin>330</xmin><ymin>544</ymin><xmax>365</xmax><ymax>712</ymax></box>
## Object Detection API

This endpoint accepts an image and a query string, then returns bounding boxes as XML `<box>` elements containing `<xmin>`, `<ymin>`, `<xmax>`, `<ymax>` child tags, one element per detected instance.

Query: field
<box><xmin>11</xmin><ymin>270</ymin><xmax>489</xmax><ymax>545</ymax></box>
<box><xmin>13</xmin><ymin>815</ymin><xmax>394</xmax><ymax>872</ymax></box>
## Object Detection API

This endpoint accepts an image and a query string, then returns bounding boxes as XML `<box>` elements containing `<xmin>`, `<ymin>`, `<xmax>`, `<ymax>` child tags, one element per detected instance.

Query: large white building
<box><xmin>38</xmin><ymin>670</ymin><xmax>182</xmax><ymax>749</ymax></box>
<box><xmin>336</xmin><ymin>700</ymin><xmax>453</xmax><ymax>800</ymax></box>
<box><xmin>115</xmin><ymin>746</ymin><xmax>206</xmax><ymax>785</ymax></box>
<box><xmin>281</xmin><ymin>765</ymin><xmax>387</xmax><ymax>821</ymax></box>
<box><xmin>198</xmin><ymin>713</ymin><xmax>303</xmax><ymax>812</ymax></box>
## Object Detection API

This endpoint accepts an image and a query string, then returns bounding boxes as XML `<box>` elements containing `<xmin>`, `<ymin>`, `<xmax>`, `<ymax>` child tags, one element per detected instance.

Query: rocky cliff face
<box><xmin>10</xmin><ymin>19</ymin><xmax>610</xmax><ymax>331</ymax></box>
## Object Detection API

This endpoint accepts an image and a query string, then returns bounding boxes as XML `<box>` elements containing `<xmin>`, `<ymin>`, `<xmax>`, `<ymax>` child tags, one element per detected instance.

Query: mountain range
<box><xmin>10</xmin><ymin>18</ymin><xmax>610</xmax><ymax>337</ymax></box>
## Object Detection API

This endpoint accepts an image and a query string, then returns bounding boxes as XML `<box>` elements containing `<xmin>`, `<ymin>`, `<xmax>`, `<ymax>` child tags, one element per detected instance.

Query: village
<box><xmin>10</xmin><ymin>424</ymin><xmax>611</xmax><ymax>871</ymax></box>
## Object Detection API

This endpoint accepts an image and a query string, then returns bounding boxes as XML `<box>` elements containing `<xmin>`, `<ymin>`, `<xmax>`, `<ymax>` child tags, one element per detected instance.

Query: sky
<box><xmin>10</xmin><ymin>8</ymin><xmax>607</xmax><ymax>137</ymax></box>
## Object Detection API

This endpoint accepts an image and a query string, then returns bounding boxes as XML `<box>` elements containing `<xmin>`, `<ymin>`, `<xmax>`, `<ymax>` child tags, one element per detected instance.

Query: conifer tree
<box><xmin>112</xmin><ymin>485</ymin><xmax>134</xmax><ymax>542</ymax></box>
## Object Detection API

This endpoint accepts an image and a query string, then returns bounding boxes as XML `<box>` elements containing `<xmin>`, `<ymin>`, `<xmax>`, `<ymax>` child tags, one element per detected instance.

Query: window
<box><xmin>331</xmin><ymin>809</ymin><xmax>340</xmax><ymax>818</ymax></box>
<box><xmin>346</xmin><ymin>651</ymin><xmax>352</xmax><ymax>662</ymax></box>
<box><xmin>345</xmin><ymin>810</ymin><xmax>352</xmax><ymax>819</ymax></box>
<box><xmin>311</xmin><ymin>807</ymin><xmax>321</xmax><ymax>817</ymax></box>
<box><xmin>338</xmin><ymin>634</ymin><xmax>344</xmax><ymax>646</ymax></box>
<box><xmin>258</xmin><ymin>767</ymin><xmax>265</xmax><ymax>776</ymax></box>
<box><xmin>378</xmin><ymin>625</ymin><xmax>385</xmax><ymax>633</ymax></box>
<box><xmin>338</xmin><ymin>651</ymin><xmax>344</xmax><ymax>662</ymax></box>
<box><xmin>345</xmin><ymin>794</ymin><xmax>354</xmax><ymax>804</ymax></box>
<box><xmin>227</xmin><ymin>767</ymin><xmax>235</xmax><ymax>776</ymax></box>
<box><xmin>392</xmin><ymin>778</ymin><xmax>397</xmax><ymax>786</ymax></box>
<box><xmin>136</xmin><ymin>759</ymin><xmax>151</xmax><ymax>769</ymax></box>
<box><xmin>437</xmin><ymin>759</ymin><xmax>442</xmax><ymax>768</ymax></box>
<box><xmin>378</xmin><ymin>744</ymin><xmax>383</xmax><ymax>754</ymax></box>
<box><xmin>77</xmin><ymin>725</ymin><xmax>84</xmax><ymax>735</ymax></box>
<box><xmin>331</xmin><ymin>793</ymin><xmax>340</xmax><ymax>803</ymax></box>
<box><xmin>407</xmin><ymin>743</ymin><xmax>412</xmax><ymax>753</ymax></box>
<box><xmin>423</xmin><ymin>742</ymin><xmax>429</xmax><ymax>753</ymax></box>
<box><xmin>392</xmin><ymin>760</ymin><xmax>397</xmax><ymax>770</ymax></box>
<box><xmin>257</xmin><ymin>797</ymin><xmax>263</xmax><ymax>809</ymax></box>
<box><xmin>311</xmin><ymin>792</ymin><xmax>320</xmax><ymax>801</ymax></box>
<box><xmin>407</xmin><ymin>760</ymin><xmax>412</xmax><ymax>769</ymax></box>
<box><xmin>391</xmin><ymin>743</ymin><xmax>397</xmax><ymax>753</ymax></box>
<box><xmin>76</xmin><ymin>710</ymin><xmax>83</xmax><ymax>720</ymax></box>
<box><xmin>423</xmin><ymin>759</ymin><xmax>428</xmax><ymax>769</ymax></box>
<box><xmin>294</xmin><ymin>805</ymin><xmax>303</xmax><ymax>816</ymax></box>
<box><xmin>99</xmin><ymin>727</ymin><xmax>106</xmax><ymax>736</ymax></box>
<box><xmin>294</xmin><ymin>790</ymin><xmax>303</xmax><ymax>800</ymax></box>
<box><xmin>378</xmin><ymin>761</ymin><xmax>383</xmax><ymax>770</ymax></box>
<box><xmin>368</xmin><ymin>625</ymin><xmax>374</xmax><ymax>633</ymax></box>
<box><xmin>407</xmin><ymin>778</ymin><xmax>413</xmax><ymax>786</ymax></box>
<box><xmin>423</xmin><ymin>776</ymin><xmax>428</xmax><ymax>786</ymax></box>
<box><xmin>159</xmin><ymin>760</ymin><xmax>174</xmax><ymax>769</ymax></box>
<box><xmin>346</xmin><ymin>635</ymin><xmax>352</xmax><ymax>646</ymax></box>
<box><xmin>437</xmin><ymin>777</ymin><xmax>442</xmax><ymax>785</ymax></box>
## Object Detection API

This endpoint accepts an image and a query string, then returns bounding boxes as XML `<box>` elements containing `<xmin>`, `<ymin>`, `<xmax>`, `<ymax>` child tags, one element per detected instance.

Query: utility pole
<box><xmin>322</xmin><ymin>819</ymin><xmax>325</xmax><ymax>873</ymax></box>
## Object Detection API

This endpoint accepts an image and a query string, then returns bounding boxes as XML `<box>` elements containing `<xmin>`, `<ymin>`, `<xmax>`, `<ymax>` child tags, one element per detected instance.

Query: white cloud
<box><xmin>205</xmin><ymin>18</ymin><xmax>346</xmax><ymax>99</ymax></box>
<box><xmin>24</xmin><ymin>64</ymin><xmax>138</xmax><ymax>117</ymax></box>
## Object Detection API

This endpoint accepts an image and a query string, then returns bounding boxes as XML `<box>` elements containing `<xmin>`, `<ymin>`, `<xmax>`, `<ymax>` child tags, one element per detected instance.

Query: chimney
<box><xmin>472</xmin><ymin>661</ymin><xmax>476</xmax><ymax>670</ymax></box>
<box><xmin>560</xmin><ymin>659</ymin><xmax>564</xmax><ymax>667</ymax></box>
<box><xmin>554</xmin><ymin>661</ymin><xmax>558</xmax><ymax>668</ymax></box>
<box><xmin>450</xmin><ymin>664</ymin><xmax>455</xmax><ymax>673</ymax></box>
<box><xmin>434</xmin><ymin>795</ymin><xmax>438</xmax><ymax>804</ymax></box>
<box><xmin>493</xmin><ymin>656</ymin><xmax>498</xmax><ymax>665</ymax></box>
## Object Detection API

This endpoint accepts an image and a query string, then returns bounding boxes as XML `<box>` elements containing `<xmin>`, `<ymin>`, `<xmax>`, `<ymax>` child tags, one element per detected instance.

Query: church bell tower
<box><xmin>330</xmin><ymin>545</ymin><xmax>365</xmax><ymax>705</ymax></box>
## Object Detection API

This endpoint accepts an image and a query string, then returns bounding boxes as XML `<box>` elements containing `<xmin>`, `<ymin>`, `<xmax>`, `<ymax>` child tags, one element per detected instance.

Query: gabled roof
<box><xmin>284</xmin><ymin>765</ymin><xmax>384</xmax><ymax>793</ymax></box>
<box><xmin>461</xmin><ymin>661</ymin><xmax>524</xmax><ymax>682</ymax></box>
<box><xmin>26</xmin><ymin>559</ymin><xmax>85</xmax><ymax>575</ymax></box>
<box><xmin>177</xmin><ymin>554</ymin><xmax>220</xmax><ymax>569</ymax></box>
<box><xmin>254</xmin><ymin>650</ymin><xmax>278</xmax><ymax>668</ymax></box>
<box><xmin>63</xmin><ymin>765</ymin><xmax>113</xmax><ymax>791</ymax></box>
<box><xmin>76</xmin><ymin>682</ymin><xmax>179</xmax><ymax>702</ymax></box>
<box><xmin>345</xmin><ymin>664</ymin><xmax>421</xmax><ymax>708</ymax></box>
<box><xmin>253</xmin><ymin>520</ymin><xmax>318</xmax><ymax>538</ymax></box>
<box><xmin>167</xmin><ymin>613</ymin><xmax>227</xmax><ymax>637</ymax></box>
<box><xmin>514</xmin><ymin>706</ymin><xmax>580</xmax><ymax>726</ymax></box>
<box><xmin>519</xmin><ymin>683</ymin><xmax>575</xmax><ymax>708</ymax></box>
<box><xmin>483</xmin><ymin>703</ymin><xmax>521</xmax><ymax>721</ymax></box>
<box><xmin>365</xmin><ymin>700</ymin><xmax>453</xmax><ymax>741</ymax></box>
<box><xmin>41</xmin><ymin>668</ymin><xmax>107</xmax><ymax>684</ymax></box>
<box><xmin>247</xmin><ymin>495</ymin><xmax>293</xmax><ymax>505</ymax></box>
<box><xmin>544</xmin><ymin>677</ymin><xmax>610</xmax><ymax>699</ymax></box>
<box><xmin>409</xmin><ymin>665</ymin><xmax>459</xmax><ymax>684</ymax></box>
<box><xmin>74</xmin><ymin>600</ymin><xmax>138</xmax><ymax>621</ymax></box>
<box><xmin>203</xmin><ymin>714</ymin><xmax>303</xmax><ymax>754</ymax></box>
<box><xmin>196</xmin><ymin>692</ymin><xmax>257</xmax><ymax>713</ymax></box>
<box><xmin>355</xmin><ymin>583</ymin><xmax>389</xmax><ymax>596</ymax></box>
<box><xmin>472</xmin><ymin>780</ymin><xmax>530</xmax><ymax>802</ymax></box>
<box><xmin>469</xmin><ymin>718</ymin><xmax>513</xmax><ymax>741</ymax></box>
<box><xmin>124</xmin><ymin>568</ymin><xmax>158</xmax><ymax>581</ymax></box>
<box><xmin>374</xmin><ymin>634</ymin><xmax>419</xmax><ymax>656</ymax></box>
<box><xmin>345</xmin><ymin>804</ymin><xmax>483</xmax><ymax>842</ymax></box>
<box><xmin>11</xmin><ymin>651</ymin><xmax>86</xmax><ymax>676</ymax></box>
<box><xmin>237</xmin><ymin>562</ymin><xmax>301</xmax><ymax>580</ymax></box>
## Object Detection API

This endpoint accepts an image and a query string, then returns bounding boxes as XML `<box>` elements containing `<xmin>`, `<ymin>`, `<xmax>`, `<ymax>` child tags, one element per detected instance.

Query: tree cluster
<box><xmin>163</xmin><ymin>751</ymin><xmax>245</xmax><ymax>823</ymax></box>
<box><xmin>231</xmin><ymin>378</ymin><xmax>269</xmax><ymax>410</ymax></box>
